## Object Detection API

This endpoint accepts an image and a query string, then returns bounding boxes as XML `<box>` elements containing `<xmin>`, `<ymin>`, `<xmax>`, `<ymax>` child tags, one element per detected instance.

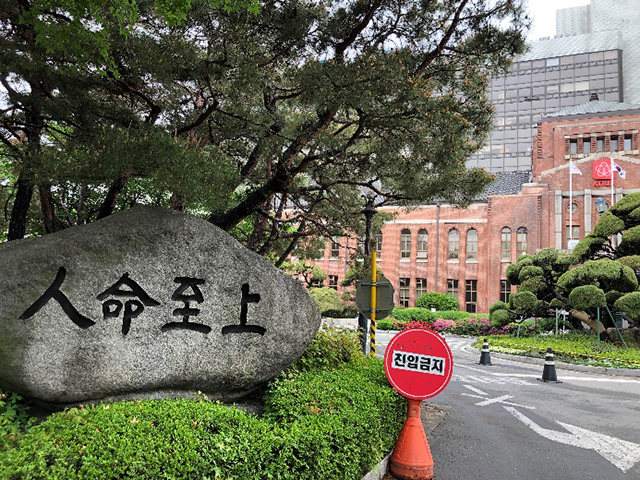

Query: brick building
<box><xmin>311</xmin><ymin>101</ymin><xmax>640</xmax><ymax>313</ymax></box>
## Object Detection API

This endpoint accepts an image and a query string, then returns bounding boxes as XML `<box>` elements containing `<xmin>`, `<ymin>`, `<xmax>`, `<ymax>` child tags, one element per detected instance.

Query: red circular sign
<box><xmin>384</xmin><ymin>329</ymin><xmax>453</xmax><ymax>400</ymax></box>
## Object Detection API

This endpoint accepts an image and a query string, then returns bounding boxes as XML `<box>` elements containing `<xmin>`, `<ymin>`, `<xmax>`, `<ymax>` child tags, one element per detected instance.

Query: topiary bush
<box><xmin>490</xmin><ymin>309</ymin><xmax>510</xmax><ymax>328</ymax></box>
<box><xmin>569</xmin><ymin>285</ymin><xmax>606</xmax><ymax>311</ymax></box>
<box><xmin>415</xmin><ymin>292</ymin><xmax>458</xmax><ymax>311</ymax></box>
<box><xmin>309</xmin><ymin>287</ymin><xmax>343</xmax><ymax>315</ymax></box>
<box><xmin>593</xmin><ymin>211</ymin><xmax>625</xmax><ymax>237</ymax></box>
<box><xmin>489</xmin><ymin>301</ymin><xmax>508</xmax><ymax>315</ymax></box>
<box><xmin>614</xmin><ymin>292</ymin><xmax>640</xmax><ymax>324</ymax></box>
<box><xmin>509</xmin><ymin>291</ymin><xmax>538</xmax><ymax>315</ymax></box>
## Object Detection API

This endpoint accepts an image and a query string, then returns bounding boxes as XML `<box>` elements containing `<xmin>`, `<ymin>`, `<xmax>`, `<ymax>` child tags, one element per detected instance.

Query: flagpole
<box><xmin>611</xmin><ymin>156</ymin><xmax>614</xmax><ymax>208</ymax></box>
<box><xmin>569</xmin><ymin>159</ymin><xmax>573</xmax><ymax>250</ymax></box>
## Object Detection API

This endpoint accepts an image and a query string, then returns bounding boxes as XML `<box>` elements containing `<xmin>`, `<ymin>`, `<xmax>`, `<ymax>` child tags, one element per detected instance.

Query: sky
<box><xmin>526</xmin><ymin>0</ymin><xmax>591</xmax><ymax>40</ymax></box>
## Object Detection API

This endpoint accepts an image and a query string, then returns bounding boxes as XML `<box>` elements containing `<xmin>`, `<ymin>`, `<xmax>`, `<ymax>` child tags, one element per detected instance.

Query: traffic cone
<box><xmin>478</xmin><ymin>338</ymin><xmax>492</xmax><ymax>365</ymax></box>
<box><xmin>389</xmin><ymin>398</ymin><xmax>434</xmax><ymax>480</ymax></box>
<box><xmin>538</xmin><ymin>348</ymin><xmax>562</xmax><ymax>383</ymax></box>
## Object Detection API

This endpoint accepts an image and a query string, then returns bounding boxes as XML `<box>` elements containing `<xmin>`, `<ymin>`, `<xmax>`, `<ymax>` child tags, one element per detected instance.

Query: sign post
<box><xmin>384</xmin><ymin>329</ymin><xmax>453</xmax><ymax>480</ymax></box>
<box><xmin>355</xmin><ymin>268</ymin><xmax>394</xmax><ymax>355</ymax></box>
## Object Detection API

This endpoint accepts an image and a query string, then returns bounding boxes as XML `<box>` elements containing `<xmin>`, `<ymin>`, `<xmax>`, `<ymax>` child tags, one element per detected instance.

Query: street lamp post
<box><xmin>359</xmin><ymin>196</ymin><xmax>376</xmax><ymax>355</ymax></box>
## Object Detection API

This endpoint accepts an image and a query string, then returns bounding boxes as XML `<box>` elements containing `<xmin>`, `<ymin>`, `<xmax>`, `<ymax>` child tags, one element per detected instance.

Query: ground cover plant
<box><xmin>475</xmin><ymin>333</ymin><xmax>640</xmax><ymax>369</ymax></box>
<box><xmin>0</xmin><ymin>327</ymin><xmax>405</xmax><ymax>479</ymax></box>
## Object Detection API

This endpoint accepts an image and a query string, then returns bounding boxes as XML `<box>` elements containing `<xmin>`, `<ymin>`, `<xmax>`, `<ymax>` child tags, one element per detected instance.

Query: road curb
<box><xmin>360</xmin><ymin>452</ymin><xmax>391</xmax><ymax>480</ymax></box>
<box><xmin>460</xmin><ymin>341</ymin><xmax>640</xmax><ymax>378</ymax></box>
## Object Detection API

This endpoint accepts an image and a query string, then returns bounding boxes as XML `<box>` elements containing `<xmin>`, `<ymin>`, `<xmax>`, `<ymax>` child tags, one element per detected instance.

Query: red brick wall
<box><xmin>305</xmin><ymin>110</ymin><xmax>640</xmax><ymax>315</ymax></box>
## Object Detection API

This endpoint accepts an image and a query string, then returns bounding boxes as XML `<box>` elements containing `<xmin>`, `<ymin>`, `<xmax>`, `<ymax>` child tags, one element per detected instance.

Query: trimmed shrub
<box><xmin>509</xmin><ymin>291</ymin><xmax>538</xmax><ymax>315</ymax></box>
<box><xmin>322</xmin><ymin>306</ymin><xmax>358</xmax><ymax>318</ymax></box>
<box><xmin>614</xmin><ymin>292</ymin><xmax>640</xmax><ymax>324</ymax></box>
<box><xmin>309</xmin><ymin>287</ymin><xmax>343</xmax><ymax>315</ymax></box>
<box><xmin>611</xmin><ymin>191</ymin><xmax>640</xmax><ymax>216</ymax></box>
<box><xmin>619</xmin><ymin>225</ymin><xmax>640</xmax><ymax>256</ymax></box>
<box><xmin>518</xmin><ymin>266</ymin><xmax>543</xmax><ymax>282</ymax></box>
<box><xmin>389</xmin><ymin>307</ymin><xmax>437</xmax><ymax>324</ymax></box>
<box><xmin>571</xmin><ymin>234</ymin><xmax>607</xmax><ymax>262</ymax></box>
<box><xmin>489</xmin><ymin>301</ymin><xmax>508</xmax><ymax>315</ymax></box>
<box><xmin>490</xmin><ymin>309</ymin><xmax>510</xmax><ymax>328</ymax></box>
<box><xmin>289</xmin><ymin>325</ymin><xmax>361</xmax><ymax>373</ymax></box>
<box><xmin>569</xmin><ymin>285</ymin><xmax>606</xmax><ymax>311</ymax></box>
<box><xmin>376</xmin><ymin>319</ymin><xmax>394</xmax><ymax>330</ymax></box>
<box><xmin>415</xmin><ymin>292</ymin><xmax>458</xmax><ymax>311</ymax></box>
<box><xmin>1</xmin><ymin>358</ymin><xmax>405</xmax><ymax>480</ymax></box>
<box><xmin>436</xmin><ymin>310</ymin><xmax>472</xmax><ymax>321</ymax></box>
<box><xmin>0</xmin><ymin>327</ymin><xmax>405</xmax><ymax>480</ymax></box>
<box><xmin>593</xmin><ymin>211</ymin><xmax>625</xmax><ymax>237</ymax></box>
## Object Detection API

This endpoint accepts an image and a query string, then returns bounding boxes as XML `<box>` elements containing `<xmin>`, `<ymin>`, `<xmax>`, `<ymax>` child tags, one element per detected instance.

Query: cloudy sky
<box><xmin>526</xmin><ymin>0</ymin><xmax>591</xmax><ymax>40</ymax></box>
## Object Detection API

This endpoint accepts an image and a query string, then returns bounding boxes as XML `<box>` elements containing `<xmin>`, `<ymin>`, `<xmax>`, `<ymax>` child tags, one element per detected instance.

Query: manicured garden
<box><xmin>0</xmin><ymin>327</ymin><xmax>405</xmax><ymax>479</ymax></box>
<box><xmin>474</xmin><ymin>333</ymin><xmax>640</xmax><ymax>369</ymax></box>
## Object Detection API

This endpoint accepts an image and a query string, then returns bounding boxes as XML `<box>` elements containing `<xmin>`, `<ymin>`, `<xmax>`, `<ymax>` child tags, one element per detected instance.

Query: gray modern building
<box><xmin>468</xmin><ymin>0</ymin><xmax>640</xmax><ymax>173</ymax></box>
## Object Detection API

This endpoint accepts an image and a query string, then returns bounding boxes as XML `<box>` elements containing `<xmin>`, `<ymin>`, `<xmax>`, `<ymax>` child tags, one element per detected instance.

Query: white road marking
<box><xmin>461</xmin><ymin>394</ymin><xmax>535</xmax><ymax>409</ymax></box>
<box><xmin>457</xmin><ymin>363</ymin><xmax>640</xmax><ymax>383</ymax></box>
<box><xmin>453</xmin><ymin>374</ymin><xmax>536</xmax><ymax>386</ymax></box>
<box><xmin>456</xmin><ymin>346</ymin><xmax>640</xmax><ymax>384</ymax></box>
<box><xmin>463</xmin><ymin>384</ymin><xmax>488</xmax><ymax>395</ymax></box>
<box><xmin>506</xmin><ymin>407</ymin><xmax>640</xmax><ymax>473</ymax></box>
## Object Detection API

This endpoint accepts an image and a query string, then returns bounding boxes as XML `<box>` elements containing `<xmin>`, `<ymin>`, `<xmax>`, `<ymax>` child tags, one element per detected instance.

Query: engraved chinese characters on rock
<box><xmin>97</xmin><ymin>273</ymin><xmax>161</xmax><ymax>335</ymax></box>
<box><xmin>18</xmin><ymin>267</ymin><xmax>95</xmax><ymax>329</ymax></box>
<box><xmin>162</xmin><ymin>277</ymin><xmax>210</xmax><ymax>334</ymax></box>
<box><xmin>221</xmin><ymin>283</ymin><xmax>265</xmax><ymax>336</ymax></box>
<box><xmin>19</xmin><ymin>268</ymin><xmax>266</xmax><ymax>336</ymax></box>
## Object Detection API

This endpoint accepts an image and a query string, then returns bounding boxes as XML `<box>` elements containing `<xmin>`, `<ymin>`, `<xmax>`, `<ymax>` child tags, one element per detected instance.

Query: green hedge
<box><xmin>389</xmin><ymin>307</ymin><xmax>437</xmax><ymax>324</ymax></box>
<box><xmin>0</xmin><ymin>329</ymin><xmax>405</xmax><ymax>479</ymax></box>
<box><xmin>415</xmin><ymin>292</ymin><xmax>458</xmax><ymax>311</ymax></box>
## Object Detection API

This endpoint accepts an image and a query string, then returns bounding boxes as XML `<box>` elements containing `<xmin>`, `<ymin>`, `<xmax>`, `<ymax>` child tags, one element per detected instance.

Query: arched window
<box><xmin>417</xmin><ymin>229</ymin><xmax>428</xmax><ymax>258</ymax></box>
<box><xmin>466</xmin><ymin>229</ymin><xmax>478</xmax><ymax>260</ymax></box>
<box><xmin>501</xmin><ymin>227</ymin><xmax>512</xmax><ymax>260</ymax></box>
<box><xmin>448</xmin><ymin>229</ymin><xmax>460</xmax><ymax>259</ymax></box>
<box><xmin>400</xmin><ymin>229</ymin><xmax>411</xmax><ymax>258</ymax></box>
<box><xmin>517</xmin><ymin>227</ymin><xmax>528</xmax><ymax>257</ymax></box>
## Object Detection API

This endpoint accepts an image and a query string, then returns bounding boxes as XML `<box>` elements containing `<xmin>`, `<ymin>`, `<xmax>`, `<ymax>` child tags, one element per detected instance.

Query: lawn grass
<box><xmin>475</xmin><ymin>333</ymin><xmax>640</xmax><ymax>369</ymax></box>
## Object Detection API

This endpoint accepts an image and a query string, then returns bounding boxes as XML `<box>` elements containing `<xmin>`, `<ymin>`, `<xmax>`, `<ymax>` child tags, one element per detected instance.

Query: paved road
<box><xmin>376</xmin><ymin>331</ymin><xmax>640</xmax><ymax>480</ymax></box>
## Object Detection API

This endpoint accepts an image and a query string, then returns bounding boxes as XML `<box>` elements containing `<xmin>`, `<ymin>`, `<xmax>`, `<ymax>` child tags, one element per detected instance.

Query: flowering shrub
<box><xmin>431</xmin><ymin>317</ymin><xmax>519</xmax><ymax>336</ymax></box>
<box><xmin>403</xmin><ymin>321</ymin><xmax>435</xmax><ymax>331</ymax></box>
<box><xmin>433</xmin><ymin>319</ymin><xmax>457</xmax><ymax>332</ymax></box>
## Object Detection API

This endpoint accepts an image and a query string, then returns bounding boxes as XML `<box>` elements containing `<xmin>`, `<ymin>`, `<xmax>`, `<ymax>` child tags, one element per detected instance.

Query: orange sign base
<box><xmin>389</xmin><ymin>399</ymin><xmax>434</xmax><ymax>480</ymax></box>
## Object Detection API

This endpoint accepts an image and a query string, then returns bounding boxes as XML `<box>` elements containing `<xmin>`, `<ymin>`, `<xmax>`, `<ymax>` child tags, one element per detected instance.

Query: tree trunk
<box><xmin>170</xmin><ymin>193</ymin><xmax>186</xmax><ymax>212</ymax></box>
<box><xmin>39</xmin><ymin>183</ymin><xmax>60</xmax><ymax>233</ymax></box>
<box><xmin>97</xmin><ymin>174</ymin><xmax>129</xmax><ymax>220</ymax></box>
<box><xmin>570</xmin><ymin>309</ymin><xmax>610</xmax><ymax>341</ymax></box>
<box><xmin>7</xmin><ymin>173</ymin><xmax>34</xmax><ymax>241</ymax></box>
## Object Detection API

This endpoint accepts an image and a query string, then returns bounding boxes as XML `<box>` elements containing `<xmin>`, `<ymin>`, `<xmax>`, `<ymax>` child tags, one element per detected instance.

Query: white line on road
<box><xmin>505</xmin><ymin>407</ymin><xmax>640</xmax><ymax>473</ymax></box>
<box><xmin>463</xmin><ymin>384</ymin><xmax>488</xmax><ymax>395</ymax></box>
<box><xmin>462</xmin><ymin>394</ymin><xmax>535</xmax><ymax>409</ymax></box>
<box><xmin>456</xmin><ymin>363</ymin><xmax>640</xmax><ymax>383</ymax></box>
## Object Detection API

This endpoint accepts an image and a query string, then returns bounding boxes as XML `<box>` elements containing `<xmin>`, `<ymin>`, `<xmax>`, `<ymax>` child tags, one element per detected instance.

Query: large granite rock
<box><xmin>0</xmin><ymin>207</ymin><xmax>320</xmax><ymax>407</ymax></box>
